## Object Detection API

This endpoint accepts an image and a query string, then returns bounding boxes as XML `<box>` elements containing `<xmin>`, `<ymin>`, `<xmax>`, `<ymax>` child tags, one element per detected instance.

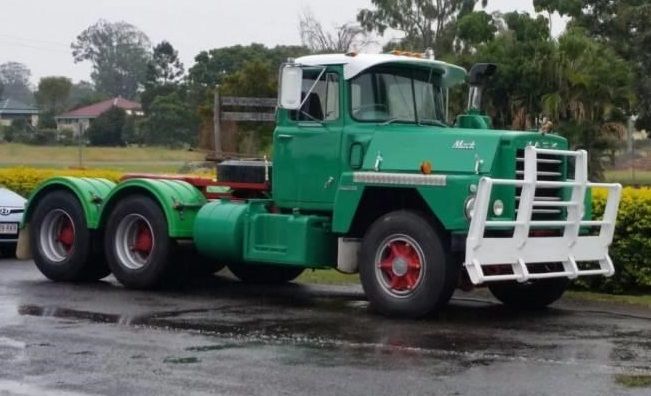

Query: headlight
<box><xmin>493</xmin><ymin>199</ymin><xmax>504</xmax><ymax>216</ymax></box>
<box><xmin>464</xmin><ymin>196</ymin><xmax>476</xmax><ymax>219</ymax></box>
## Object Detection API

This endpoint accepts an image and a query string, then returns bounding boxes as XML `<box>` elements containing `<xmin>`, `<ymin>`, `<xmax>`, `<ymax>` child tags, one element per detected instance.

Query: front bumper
<box><xmin>465</xmin><ymin>146</ymin><xmax>622</xmax><ymax>285</ymax></box>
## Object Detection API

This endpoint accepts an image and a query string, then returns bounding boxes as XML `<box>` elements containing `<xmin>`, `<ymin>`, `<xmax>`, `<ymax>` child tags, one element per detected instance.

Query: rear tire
<box><xmin>488</xmin><ymin>278</ymin><xmax>570</xmax><ymax>309</ymax></box>
<box><xmin>29</xmin><ymin>190</ymin><xmax>110</xmax><ymax>282</ymax></box>
<box><xmin>359</xmin><ymin>210</ymin><xmax>456</xmax><ymax>318</ymax></box>
<box><xmin>104</xmin><ymin>195</ymin><xmax>176</xmax><ymax>289</ymax></box>
<box><xmin>227</xmin><ymin>263</ymin><xmax>304</xmax><ymax>284</ymax></box>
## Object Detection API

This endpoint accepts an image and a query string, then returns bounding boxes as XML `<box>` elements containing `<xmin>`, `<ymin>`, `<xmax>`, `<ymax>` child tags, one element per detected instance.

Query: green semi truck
<box><xmin>17</xmin><ymin>52</ymin><xmax>622</xmax><ymax>318</ymax></box>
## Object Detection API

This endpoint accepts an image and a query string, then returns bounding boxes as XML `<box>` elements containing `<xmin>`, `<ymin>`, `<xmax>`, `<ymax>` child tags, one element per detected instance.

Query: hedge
<box><xmin>576</xmin><ymin>187</ymin><xmax>651</xmax><ymax>293</ymax></box>
<box><xmin>0</xmin><ymin>167</ymin><xmax>122</xmax><ymax>197</ymax></box>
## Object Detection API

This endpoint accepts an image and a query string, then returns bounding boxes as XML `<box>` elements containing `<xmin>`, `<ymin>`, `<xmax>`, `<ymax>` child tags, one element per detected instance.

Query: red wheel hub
<box><xmin>57</xmin><ymin>217</ymin><xmax>75</xmax><ymax>253</ymax></box>
<box><xmin>132</xmin><ymin>221</ymin><xmax>153</xmax><ymax>256</ymax></box>
<box><xmin>378</xmin><ymin>239</ymin><xmax>422</xmax><ymax>292</ymax></box>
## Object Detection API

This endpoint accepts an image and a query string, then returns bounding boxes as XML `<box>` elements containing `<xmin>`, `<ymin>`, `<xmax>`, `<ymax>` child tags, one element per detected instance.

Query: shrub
<box><xmin>0</xmin><ymin>167</ymin><xmax>122</xmax><ymax>197</ymax></box>
<box><xmin>575</xmin><ymin>187</ymin><xmax>651</xmax><ymax>293</ymax></box>
<box><xmin>87</xmin><ymin>107</ymin><xmax>127</xmax><ymax>146</ymax></box>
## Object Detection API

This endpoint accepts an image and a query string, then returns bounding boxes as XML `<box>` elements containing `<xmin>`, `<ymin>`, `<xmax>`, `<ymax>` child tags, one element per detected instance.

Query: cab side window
<box><xmin>290</xmin><ymin>71</ymin><xmax>339</xmax><ymax>122</ymax></box>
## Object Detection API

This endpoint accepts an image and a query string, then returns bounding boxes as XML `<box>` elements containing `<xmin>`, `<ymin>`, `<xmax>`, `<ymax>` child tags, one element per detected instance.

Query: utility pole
<box><xmin>213</xmin><ymin>84</ymin><xmax>222</xmax><ymax>160</ymax></box>
<box><xmin>77</xmin><ymin>122</ymin><xmax>84</xmax><ymax>168</ymax></box>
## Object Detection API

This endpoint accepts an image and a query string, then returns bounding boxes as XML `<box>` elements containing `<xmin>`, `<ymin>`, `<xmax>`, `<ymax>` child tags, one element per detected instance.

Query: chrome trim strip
<box><xmin>353</xmin><ymin>172</ymin><xmax>447</xmax><ymax>187</ymax></box>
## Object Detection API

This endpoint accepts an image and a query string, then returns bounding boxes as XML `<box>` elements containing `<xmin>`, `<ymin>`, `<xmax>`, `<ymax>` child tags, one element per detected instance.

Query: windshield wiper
<box><xmin>418</xmin><ymin>118</ymin><xmax>448</xmax><ymax>128</ymax></box>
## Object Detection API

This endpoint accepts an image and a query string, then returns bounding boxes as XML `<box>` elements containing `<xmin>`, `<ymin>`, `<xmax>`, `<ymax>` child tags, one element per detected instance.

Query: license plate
<box><xmin>0</xmin><ymin>223</ymin><xmax>18</xmax><ymax>235</ymax></box>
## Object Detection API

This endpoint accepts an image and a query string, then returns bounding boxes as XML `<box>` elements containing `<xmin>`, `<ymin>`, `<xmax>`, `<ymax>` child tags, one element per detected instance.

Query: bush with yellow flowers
<box><xmin>0</xmin><ymin>167</ymin><xmax>123</xmax><ymax>197</ymax></box>
<box><xmin>575</xmin><ymin>187</ymin><xmax>651</xmax><ymax>293</ymax></box>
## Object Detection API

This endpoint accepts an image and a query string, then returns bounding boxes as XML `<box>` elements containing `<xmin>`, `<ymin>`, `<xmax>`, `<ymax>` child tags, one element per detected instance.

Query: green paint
<box><xmin>193</xmin><ymin>200</ymin><xmax>248</xmax><ymax>262</ymax></box>
<box><xmin>23</xmin><ymin>177</ymin><xmax>116</xmax><ymax>228</ymax></box>
<box><xmin>243</xmin><ymin>201</ymin><xmax>337</xmax><ymax>268</ymax></box>
<box><xmin>99</xmin><ymin>178</ymin><xmax>206</xmax><ymax>238</ymax></box>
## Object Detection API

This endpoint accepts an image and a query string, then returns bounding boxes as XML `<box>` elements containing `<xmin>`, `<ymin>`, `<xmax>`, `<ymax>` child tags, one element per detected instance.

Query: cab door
<box><xmin>273</xmin><ymin>70</ymin><xmax>343</xmax><ymax>210</ymax></box>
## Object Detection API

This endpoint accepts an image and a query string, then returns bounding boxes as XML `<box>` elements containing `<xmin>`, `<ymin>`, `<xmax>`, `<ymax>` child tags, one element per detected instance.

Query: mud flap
<box><xmin>16</xmin><ymin>225</ymin><xmax>32</xmax><ymax>260</ymax></box>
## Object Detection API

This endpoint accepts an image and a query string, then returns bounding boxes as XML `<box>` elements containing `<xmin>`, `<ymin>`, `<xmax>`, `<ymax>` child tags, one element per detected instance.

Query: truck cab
<box><xmin>20</xmin><ymin>52</ymin><xmax>623</xmax><ymax>318</ymax></box>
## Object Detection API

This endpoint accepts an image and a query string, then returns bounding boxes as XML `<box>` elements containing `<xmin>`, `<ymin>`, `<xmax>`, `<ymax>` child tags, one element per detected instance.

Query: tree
<box><xmin>357</xmin><ymin>0</ymin><xmax>488</xmax><ymax>54</ymax></box>
<box><xmin>68</xmin><ymin>81</ymin><xmax>106</xmax><ymax>109</ymax></box>
<box><xmin>141</xmin><ymin>41</ymin><xmax>185</xmax><ymax>113</ymax></box>
<box><xmin>534</xmin><ymin>0</ymin><xmax>651</xmax><ymax>129</ymax></box>
<box><xmin>299</xmin><ymin>10</ymin><xmax>372</xmax><ymax>53</ymax></box>
<box><xmin>35</xmin><ymin>76</ymin><xmax>72</xmax><ymax>128</ymax></box>
<box><xmin>141</xmin><ymin>92</ymin><xmax>198</xmax><ymax>147</ymax></box>
<box><xmin>0</xmin><ymin>62</ymin><xmax>33</xmax><ymax>104</ymax></box>
<box><xmin>87</xmin><ymin>107</ymin><xmax>127</xmax><ymax>146</ymax></box>
<box><xmin>146</xmin><ymin>41</ymin><xmax>184</xmax><ymax>85</ymax></box>
<box><xmin>188</xmin><ymin>44</ymin><xmax>309</xmax><ymax>89</ymax></box>
<box><xmin>71</xmin><ymin>20</ymin><xmax>151</xmax><ymax>99</ymax></box>
<box><xmin>456</xmin><ymin>11</ymin><xmax>497</xmax><ymax>48</ymax></box>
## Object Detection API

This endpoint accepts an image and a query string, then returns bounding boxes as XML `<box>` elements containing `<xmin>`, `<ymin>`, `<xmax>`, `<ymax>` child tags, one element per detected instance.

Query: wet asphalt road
<box><xmin>1</xmin><ymin>259</ymin><xmax>651</xmax><ymax>396</ymax></box>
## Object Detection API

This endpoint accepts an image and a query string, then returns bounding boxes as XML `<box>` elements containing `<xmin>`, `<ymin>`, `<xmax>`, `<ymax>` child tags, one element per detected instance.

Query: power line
<box><xmin>0</xmin><ymin>33</ymin><xmax>70</xmax><ymax>48</ymax></box>
<box><xmin>0</xmin><ymin>40</ymin><xmax>71</xmax><ymax>54</ymax></box>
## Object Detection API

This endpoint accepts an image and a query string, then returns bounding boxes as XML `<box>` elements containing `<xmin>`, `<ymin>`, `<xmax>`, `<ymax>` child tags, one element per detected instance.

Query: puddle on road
<box><xmin>163</xmin><ymin>356</ymin><xmax>200</xmax><ymax>364</ymax></box>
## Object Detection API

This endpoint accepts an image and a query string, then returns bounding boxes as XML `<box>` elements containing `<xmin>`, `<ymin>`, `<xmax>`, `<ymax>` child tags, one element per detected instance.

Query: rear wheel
<box><xmin>104</xmin><ymin>195</ymin><xmax>176</xmax><ymax>289</ymax></box>
<box><xmin>29</xmin><ymin>190</ymin><xmax>109</xmax><ymax>281</ymax></box>
<box><xmin>227</xmin><ymin>263</ymin><xmax>304</xmax><ymax>284</ymax></box>
<box><xmin>359</xmin><ymin>210</ymin><xmax>456</xmax><ymax>318</ymax></box>
<box><xmin>488</xmin><ymin>278</ymin><xmax>570</xmax><ymax>309</ymax></box>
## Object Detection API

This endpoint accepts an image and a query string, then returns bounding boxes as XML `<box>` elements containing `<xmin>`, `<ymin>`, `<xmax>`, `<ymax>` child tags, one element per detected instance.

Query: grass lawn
<box><xmin>0</xmin><ymin>143</ymin><xmax>207</xmax><ymax>173</ymax></box>
<box><xmin>297</xmin><ymin>269</ymin><xmax>359</xmax><ymax>285</ymax></box>
<box><xmin>605</xmin><ymin>169</ymin><xmax>651</xmax><ymax>186</ymax></box>
<box><xmin>565</xmin><ymin>291</ymin><xmax>651</xmax><ymax>308</ymax></box>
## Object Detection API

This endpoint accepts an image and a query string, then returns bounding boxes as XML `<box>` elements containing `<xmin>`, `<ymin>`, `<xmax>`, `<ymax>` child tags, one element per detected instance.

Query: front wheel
<box><xmin>227</xmin><ymin>263</ymin><xmax>304</xmax><ymax>284</ymax></box>
<box><xmin>488</xmin><ymin>278</ymin><xmax>570</xmax><ymax>309</ymax></box>
<box><xmin>359</xmin><ymin>210</ymin><xmax>457</xmax><ymax>318</ymax></box>
<box><xmin>104</xmin><ymin>195</ymin><xmax>176</xmax><ymax>289</ymax></box>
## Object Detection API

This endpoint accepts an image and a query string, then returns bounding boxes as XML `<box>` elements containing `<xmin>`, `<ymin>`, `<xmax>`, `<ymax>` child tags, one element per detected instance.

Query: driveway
<box><xmin>1</xmin><ymin>258</ymin><xmax>650</xmax><ymax>395</ymax></box>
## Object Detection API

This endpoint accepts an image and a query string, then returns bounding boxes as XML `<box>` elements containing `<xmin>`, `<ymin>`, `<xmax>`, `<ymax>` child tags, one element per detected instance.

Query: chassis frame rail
<box><xmin>465</xmin><ymin>146</ymin><xmax>622</xmax><ymax>285</ymax></box>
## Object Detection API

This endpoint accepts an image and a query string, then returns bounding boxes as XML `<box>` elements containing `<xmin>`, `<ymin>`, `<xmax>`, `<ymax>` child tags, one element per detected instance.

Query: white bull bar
<box><xmin>465</xmin><ymin>146</ymin><xmax>622</xmax><ymax>285</ymax></box>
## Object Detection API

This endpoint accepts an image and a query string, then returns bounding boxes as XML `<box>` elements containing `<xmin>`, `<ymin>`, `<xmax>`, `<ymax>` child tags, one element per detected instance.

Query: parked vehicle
<box><xmin>0</xmin><ymin>187</ymin><xmax>26</xmax><ymax>258</ymax></box>
<box><xmin>18</xmin><ymin>52</ymin><xmax>622</xmax><ymax>317</ymax></box>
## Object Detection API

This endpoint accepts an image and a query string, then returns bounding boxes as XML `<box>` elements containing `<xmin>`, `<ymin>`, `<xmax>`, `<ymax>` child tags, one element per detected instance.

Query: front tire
<box><xmin>29</xmin><ymin>190</ymin><xmax>110</xmax><ymax>281</ymax></box>
<box><xmin>359</xmin><ymin>210</ymin><xmax>456</xmax><ymax>318</ymax></box>
<box><xmin>488</xmin><ymin>278</ymin><xmax>570</xmax><ymax>309</ymax></box>
<box><xmin>227</xmin><ymin>263</ymin><xmax>304</xmax><ymax>284</ymax></box>
<box><xmin>104</xmin><ymin>195</ymin><xmax>176</xmax><ymax>289</ymax></box>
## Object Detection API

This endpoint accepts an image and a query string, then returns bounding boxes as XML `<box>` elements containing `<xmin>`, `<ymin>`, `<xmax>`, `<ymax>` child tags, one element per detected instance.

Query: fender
<box><xmin>99</xmin><ymin>178</ymin><xmax>207</xmax><ymax>238</ymax></box>
<box><xmin>332</xmin><ymin>172</ymin><xmax>479</xmax><ymax>234</ymax></box>
<box><xmin>23</xmin><ymin>177</ymin><xmax>116</xmax><ymax>228</ymax></box>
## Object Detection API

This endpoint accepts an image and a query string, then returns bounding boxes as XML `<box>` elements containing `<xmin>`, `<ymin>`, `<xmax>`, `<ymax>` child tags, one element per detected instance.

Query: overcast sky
<box><xmin>0</xmin><ymin>0</ymin><xmax>567</xmax><ymax>85</ymax></box>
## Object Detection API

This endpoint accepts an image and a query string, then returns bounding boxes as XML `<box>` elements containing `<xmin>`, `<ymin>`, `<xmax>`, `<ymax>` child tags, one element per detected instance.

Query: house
<box><xmin>0</xmin><ymin>98</ymin><xmax>39</xmax><ymax>127</ymax></box>
<box><xmin>55</xmin><ymin>97</ymin><xmax>143</xmax><ymax>134</ymax></box>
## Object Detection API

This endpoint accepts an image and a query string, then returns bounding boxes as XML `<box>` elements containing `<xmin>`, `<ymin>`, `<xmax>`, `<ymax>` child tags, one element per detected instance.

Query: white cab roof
<box><xmin>295</xmin><ymin>53</ymin><xmax>467</xmax><ymax>87</ymax></box>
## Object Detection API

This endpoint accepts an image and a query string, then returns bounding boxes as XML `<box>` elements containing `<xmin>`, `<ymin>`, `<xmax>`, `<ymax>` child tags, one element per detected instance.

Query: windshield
<box><xmin>350</xmin><ymin>66</ymin><xmax>446</xmax><ymax>125</ymax></box>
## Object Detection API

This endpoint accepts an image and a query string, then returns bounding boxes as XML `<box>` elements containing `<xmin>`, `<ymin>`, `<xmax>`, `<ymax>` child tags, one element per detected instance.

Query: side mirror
<box><xmin>279</xmin><ymin>64</ymin><xmax>303</xmax><ymax>110</ymax></box>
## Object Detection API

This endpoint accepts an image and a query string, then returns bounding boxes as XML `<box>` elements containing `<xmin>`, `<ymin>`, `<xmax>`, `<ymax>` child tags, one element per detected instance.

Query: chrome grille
<box><xmin>515</xmin><ymin>148</ymin><xmax>564</xmax><ymax>220</ymax></box>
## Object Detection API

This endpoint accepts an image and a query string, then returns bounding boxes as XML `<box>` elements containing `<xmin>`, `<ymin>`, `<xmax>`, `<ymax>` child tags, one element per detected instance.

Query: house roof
<box><xmin>56</xmin><ymin>97</ymin><xmax>142</xmax><ymax>119</ymax></box>
<box><xmin>0</xmin><ymin>98</ymin><xmax>39</xmax><ymax>115</ymax></box>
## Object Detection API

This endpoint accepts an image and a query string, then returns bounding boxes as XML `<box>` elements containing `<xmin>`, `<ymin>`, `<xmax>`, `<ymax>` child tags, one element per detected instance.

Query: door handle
<box><xmin>323</xmin><ymin>176</ymin><xmax>335</xmax><ymax>189</ymax></box>
<box><xmin>277</xmin><ymin>134</ymin><xmax>293</xmax><ymax>140</ymax></box>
